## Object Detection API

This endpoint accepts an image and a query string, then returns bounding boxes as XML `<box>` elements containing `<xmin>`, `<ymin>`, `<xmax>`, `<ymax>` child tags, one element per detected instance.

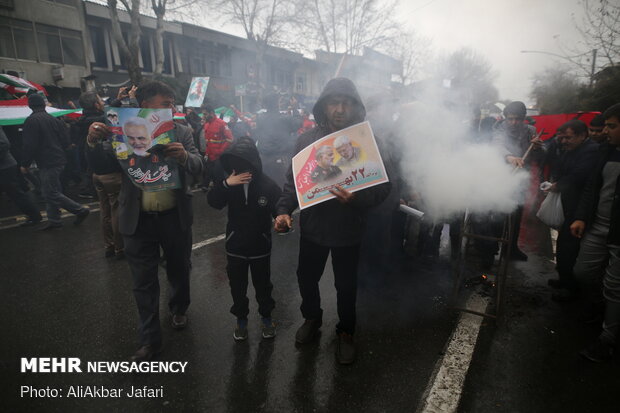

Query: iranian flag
<box><xmin>0</xmin><ymin>74</ymin><xmax>47</xmax><ymax>96</ymax></box>
<box><xmin>0</xmin><ymin>100</ymin><xmax>80</xmax><ymax>126</ymax></box>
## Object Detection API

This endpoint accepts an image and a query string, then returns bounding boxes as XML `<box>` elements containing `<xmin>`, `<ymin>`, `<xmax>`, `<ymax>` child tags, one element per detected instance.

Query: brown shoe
<box><xmin>172</xmin><ymin>314</ymin><xmax>188</xmax><ymax>330</ymax></box>
<box><xmin>336</xmin><ymin>332</ymin><xmax>356</xmax><ymax>365</ymax></box>
<box><xmin>130</xmin><ymin>344</ymin><xmax>161</xmax><ymax>362</ymax></box>
<box><xmin>295</xmin><ymin>319</ymin><xmax>322</xmax><ymax>344</ymax></box>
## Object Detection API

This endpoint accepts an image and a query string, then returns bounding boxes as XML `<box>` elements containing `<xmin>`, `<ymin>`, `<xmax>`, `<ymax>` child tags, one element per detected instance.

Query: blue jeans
<box><xmin>39</xmin><ymin>165</ymin><xmax>84</xmax><ymax>224</ymax></box>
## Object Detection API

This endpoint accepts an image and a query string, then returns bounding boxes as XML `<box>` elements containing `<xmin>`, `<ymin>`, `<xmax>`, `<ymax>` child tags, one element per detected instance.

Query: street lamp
<box><xmin>520</xmin><ymin>49</ymin><xmax>598</xmax><ymax>86</ymax></box>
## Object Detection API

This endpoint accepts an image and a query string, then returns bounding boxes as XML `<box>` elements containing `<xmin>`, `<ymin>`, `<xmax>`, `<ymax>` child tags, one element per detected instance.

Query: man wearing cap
<box><xmin>20</xmin><ymin>94</ymin><xmax>90</xmax><ymax>230</ymax></box>
<box><xmin>493</xmin><ymin>100</ymin><xmax>544</xmax><ymax>261</ymax></box>
<box><xmin>275</xmin><ymin>78</ymin><xmax>391</xmax><ymax>365</ymax></box>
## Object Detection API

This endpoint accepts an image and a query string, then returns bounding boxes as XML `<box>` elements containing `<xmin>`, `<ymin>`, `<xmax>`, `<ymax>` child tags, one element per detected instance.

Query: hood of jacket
<box><xmin>220</xmin><ymin>137</ymin><xmax>262</xmax><ymax>175</ymax></box>
<box><xmin>312</xmin><ymin>77</ymin><xmax>366</xmax><ymax>129</ymax></box>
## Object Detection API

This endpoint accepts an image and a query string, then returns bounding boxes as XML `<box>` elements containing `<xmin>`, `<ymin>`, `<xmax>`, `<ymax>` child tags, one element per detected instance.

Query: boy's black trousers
<box><xmin>227</xmin><ymin>255</ymin><xmax>275</xmax><ymax>319</ymax></box>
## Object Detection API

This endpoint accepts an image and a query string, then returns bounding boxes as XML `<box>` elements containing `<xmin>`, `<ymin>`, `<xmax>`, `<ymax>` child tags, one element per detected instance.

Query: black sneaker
<box><xmin>20</xmin><ymin>218</ymin><xmax>43</xmax><ymax>227</ymax></box>
<box><xmin>295</xmin><ymin>319</ymin><xmax>322</xmax><ymax>344</ymax></box>
<box><xmin>336</xmin><ymin>332</ymin><xmax>356</xmax><ymax>365</ymax></box>
<box><xmin>74</xmin><ymin>208</ymin><xmax>90</xmax><ymax>225</ymax></box>
<box><xmin>36</xmin><ymin>222</ymin><xmax>63</xmax><ymax>231</ymax></box>
<box><xmin>234</xmin><ymin>323</ymin><xmax>248</xmax><ymax>341</ymax></box>
<box><xmin>580</xmin><ymin>338</ymin><xmax>614</xmax><ymax>362</ymax></box>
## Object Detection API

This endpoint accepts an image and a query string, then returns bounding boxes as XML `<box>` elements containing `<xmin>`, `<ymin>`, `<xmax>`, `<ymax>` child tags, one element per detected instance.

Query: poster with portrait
<box><xmin>292</xmin><ymin>121</ymin><xmax>389</xmax><ymax>210</ymax></box>
<box><xmin>184</xmin><ymin>77</ymin><xmax>210</xmax><ymax>108</ymax></box>
<box><xmin>105</xmin><ymin>107</ymin><xmax>182</xmax><ymax>192</ymax></box>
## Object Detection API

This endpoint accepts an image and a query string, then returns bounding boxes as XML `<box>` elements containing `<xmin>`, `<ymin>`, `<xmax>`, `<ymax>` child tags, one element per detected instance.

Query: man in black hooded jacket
<box><xmin>274</xmin><ymin>78</ymin><xmax>391</xmax><ymax>365</ymax></box>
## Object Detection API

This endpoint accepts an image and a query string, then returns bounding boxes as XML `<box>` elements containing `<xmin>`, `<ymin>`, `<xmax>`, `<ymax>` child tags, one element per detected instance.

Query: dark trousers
<box><xmin>93</xmin><ymin>172</ymin><xmax>123</xmax><ymax>252</ymax></box>
<box><xmin>0</xmin><ymin>166</ymin><xmax>41</xmax><ymax>221</ymax></box>
<box><xmin>511</xmin><ymin>205</ymin><xmax>524</xmax><ymax>248</ymax></box>
<box><xmin>556</xmin><ymin>221</ymin><xmax>581</xmax><ymax>291</ymax></box>
<box><xmin>39</xmin><ymin>165</ymin><xmax>84</xmax><ymax>224</ymax></box>
<box><xmin>297</xmin><ymin>238</ymin><xmax>360</xmax><ymax>335</ymax></box>
<box><xmin>202</xmin><ymin>159</ymin><xmax>224</xmax><ymax>187</ymax></box>
<box><xmin>123</xmin><ymin>209</ymin><xmax>192</xmax><ymax>346</ymax></box>
<box><xmin>227</xmin><ymin>255</ymin><xmax>275</xmax><ymax>319</ymax></box>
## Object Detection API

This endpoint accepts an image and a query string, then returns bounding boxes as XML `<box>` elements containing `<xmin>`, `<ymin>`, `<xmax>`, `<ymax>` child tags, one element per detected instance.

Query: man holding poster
<box><xmin>87</xmin><ymin>81</ymin><xmax>203</xmax><ymax>362</ymax></box>
<box><xmin>275</xmin><ymin>77</ymin><xmax>391</xmax><ymax>365</ymax></box>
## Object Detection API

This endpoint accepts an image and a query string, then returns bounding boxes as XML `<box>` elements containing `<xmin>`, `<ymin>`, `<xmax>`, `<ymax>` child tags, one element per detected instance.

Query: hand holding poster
<box><xmin>292</xmin><ymin>121</ymin><xmax>389</xmax><ymax>209</ymax></box>
<box><xmin>184</xmin><ymin>77</ymin><xmax>210</xmax><ymax>108</ymax></box>
<box><xmin>106</xmin><ymin>107</ymin><xmax>182</xmax><ymax>192</ymax></box>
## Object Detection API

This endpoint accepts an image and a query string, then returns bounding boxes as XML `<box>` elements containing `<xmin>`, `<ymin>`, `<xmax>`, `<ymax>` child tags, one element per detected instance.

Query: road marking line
<box><xmin>192</xmin><ymin>234</ymin><xmax>225</xmax><ymax>250</ymax></box>
<box><xmin>418</xmin><ymin>293</ymin><xmax>489</xmax><ymax>413</ymax></box>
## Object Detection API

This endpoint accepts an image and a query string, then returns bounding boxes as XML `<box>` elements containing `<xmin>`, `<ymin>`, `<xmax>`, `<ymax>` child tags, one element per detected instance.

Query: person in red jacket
<box><xmin>201</xmin><ymin>105</ymin><xmax>233</xmax><ymax>189</ymax></box>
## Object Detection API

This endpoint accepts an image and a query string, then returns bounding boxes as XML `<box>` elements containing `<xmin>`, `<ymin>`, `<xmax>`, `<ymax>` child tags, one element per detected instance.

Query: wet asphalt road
<box><xmin>0</xmin><ymin>194</ymin><xmax>458</xmax><ymax>412</ymax></box>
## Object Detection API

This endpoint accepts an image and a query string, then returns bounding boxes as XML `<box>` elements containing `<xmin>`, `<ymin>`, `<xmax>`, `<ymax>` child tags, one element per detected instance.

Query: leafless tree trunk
<box><xmin>151</xmin><ymin>0</ymin><xmax>167</xmax><ymax>75</ymax></box>
<box><xmin>559</xmin><ymin>0</ymin><xmax>620</xmax><ymax>81</ymax></box>
<box><xmin>150</xmin><ymin>0</ymin><xmax>200</xmax><ymax>75</ymax></box>
<box><xmin>295</xmin><ymin>0</ymin><xmax>399</xmax><ymax>56</ymax></box>
<box><xmin>213</xmin><ymin>0</ymin><xmax>293</xmax><ymax>102</ymax></box>
<box><xmin>108</xmin><ymin>0</ymin><xmax>143</xmax><ymax>84</ymax></box>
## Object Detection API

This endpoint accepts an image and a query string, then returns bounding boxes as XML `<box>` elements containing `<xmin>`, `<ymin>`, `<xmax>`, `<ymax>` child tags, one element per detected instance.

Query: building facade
<box><xmin>1</xmin><ymin>0</ymin><xmax>400</xmax><ymax>110</ymax></box>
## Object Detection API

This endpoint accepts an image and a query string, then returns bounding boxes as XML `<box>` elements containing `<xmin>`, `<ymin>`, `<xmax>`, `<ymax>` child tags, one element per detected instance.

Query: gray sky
<box><xmin>207</xmin><ymin>0</ymin><xmax>586</xmax><ymax>106</ymax></box>
<box><xmin>397</xmin><ymin>0</ymin><xmax>585</xmax><ymax>104</ymax></box>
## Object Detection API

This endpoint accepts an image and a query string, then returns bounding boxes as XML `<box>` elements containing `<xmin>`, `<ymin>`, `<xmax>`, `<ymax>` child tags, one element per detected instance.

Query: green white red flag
<box><xmin>0</xmin><ymin>74</ymin><xmax>47</xmax><ymax>95</ymax></box>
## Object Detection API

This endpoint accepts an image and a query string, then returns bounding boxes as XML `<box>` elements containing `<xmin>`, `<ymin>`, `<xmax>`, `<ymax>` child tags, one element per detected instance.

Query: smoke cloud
<box><xmin>394</xmin><ymin>88</ymin><xmax>529</xmax><ymax>219</ymax></box>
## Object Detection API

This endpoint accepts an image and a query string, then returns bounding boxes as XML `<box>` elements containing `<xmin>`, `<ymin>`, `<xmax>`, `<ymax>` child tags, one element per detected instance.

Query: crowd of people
<box><xmin>1</xmin><ymin>76</ymin><xmax>619</xmax><ymax>366</ymax></box>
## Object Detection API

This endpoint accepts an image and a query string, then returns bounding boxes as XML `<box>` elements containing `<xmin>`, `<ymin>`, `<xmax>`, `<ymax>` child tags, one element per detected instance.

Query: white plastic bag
<box><xmin>536</xmin><ymin>192</ymin><xmax>564</xmax><ymax>229</ymax></box>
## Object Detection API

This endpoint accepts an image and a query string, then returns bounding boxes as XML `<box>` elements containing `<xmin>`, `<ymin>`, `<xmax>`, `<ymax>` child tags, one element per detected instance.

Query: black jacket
<box><xmin>276</xmin><ymin>77</ymin><xmax>391</xmax><ymax>247</ymax></box>
<box><xmin>574</xmin><ymin>143</ymin><xmax>620</xmax><ymax>244</ymax></box>
<box><xmin>255</xmin><ymin>111</ymin><xmax>299</xmax><ymax>159</ymax></box>
<box><xmin>21</xmin><ymin>108</ymin><xmax>69</xmax><ymax>168</ymax></box>
<box><xmin>208</xmin><ymin>138</ymin><xmax>282</xmax><ymax>258</ymax></box>
<box><xmin>0</xmin><ymin>127</ymin><xmax>17</xmax><ymax>170</ymax></box>
<box><xmin>81</xmin><ymin>111</ymin><xmax>122</xmax><ymax>175</ymax></box>
<box><xmin>550</xmin><ymin>138</ymin><xmax>599</xmax><ymax>221</ymax></box>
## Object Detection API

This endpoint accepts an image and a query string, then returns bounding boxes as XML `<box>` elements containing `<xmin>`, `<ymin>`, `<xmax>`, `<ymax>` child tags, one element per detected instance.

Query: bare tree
<box><xmin>383</xmin><ymin>30</ymin><xmax>432</xmax><ymax>85</ymax></box>
<box><xmin>108</xmin><ymin>0</ymin><xmax>143</xmax><ymax>84</ymax></box>
<box><xmin>437</xmin><ymin>48</ymin><xmax>498</xmax><ymax>105</ymax></box>
<box><xmin>559</xmin><ymin>0</ymin><xmax>620</xmax><ymax>82</ymax></box>
<box><xmin>296</xmin><ymin>0</ymin><xmax>399</xmax><ymax>55</ymax></box>
<box><xmin>213</xmin><ymin>0</ymin><xmax>294</xmax><ymax>97</ymax></box>
<box><xmin>530</xmin><ymin>66</ymin><xmax>582</xmax><ymax>114</ymax></box>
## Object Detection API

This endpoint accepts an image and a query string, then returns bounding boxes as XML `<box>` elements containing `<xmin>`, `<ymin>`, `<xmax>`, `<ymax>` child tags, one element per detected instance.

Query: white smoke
<box><xmin>396</xmin><ymin>90</ymin><xmax>529</xmax><ymax>219</ymax></box>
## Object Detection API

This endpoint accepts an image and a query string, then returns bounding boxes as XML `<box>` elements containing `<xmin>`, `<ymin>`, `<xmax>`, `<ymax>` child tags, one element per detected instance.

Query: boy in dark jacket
<box><xmin>207</xmin><ymin>137</ymin><xmax>282</xmax><ymax>340</ymax></box>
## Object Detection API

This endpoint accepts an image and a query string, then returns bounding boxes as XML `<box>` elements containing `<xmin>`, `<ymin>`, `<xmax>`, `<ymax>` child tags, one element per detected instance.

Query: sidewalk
<box><xmin>458</xmin><ymin>215</ymin><xmax>620</xmax><ymax>412</ymax></box>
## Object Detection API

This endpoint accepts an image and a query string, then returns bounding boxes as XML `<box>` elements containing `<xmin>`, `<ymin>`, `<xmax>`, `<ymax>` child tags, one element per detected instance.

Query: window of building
<box><xmin>36</xmin><ymin>24</ymin><xmax>63</xmax><ymax>64</ymax></box>
<box><xmin>0</xmin><ymin>25</ymin><xmax>15</xmax><ymax>59</ymax></box>
<box><xmin>162</xmin><ymin>36</ymin><xmax>172</xmax><ymax>74</ymax></box>
<box><xmin>140</xmin><ymin>36</ymin><xmax>152</xmax><ymax>72</ymax></box>
<box><xmin>60</xmin><ymin>28</ymin><xmax>84</xmax><ymax>66</ymax></box>
<box><xmin>36</xmin><ymin>23</ymin><xmax>84</xmax><ymax>65</ymax></box>
<box><xmin>88</xmin><ymin>25</ymin><xmax>108</xmax><ymax>68</ymax></box>
<box><xmin>0</xmin><ymin>17</ymin><xmax>37</xmax><ymax>61</ymax></box>
<box><xmin>296</xmin><ymin>73</ymin><xmax>306</xmax><ymax>93</ymax></box>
